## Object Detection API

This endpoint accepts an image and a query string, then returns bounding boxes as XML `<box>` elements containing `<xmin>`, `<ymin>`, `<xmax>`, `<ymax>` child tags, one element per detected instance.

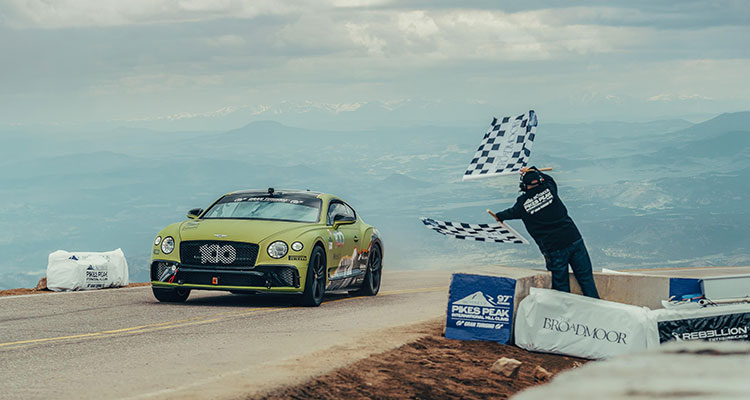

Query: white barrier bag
<box><xmin>47</xmin><ymin>249</ymin><xmax>129</xmax><ymax>291</ymax></box>
<box><xmin>652</xmin><ymin>304</ymin><xmax>750</xmax><ymax>343</ymax></box>
<box><xmin>514</xmin><ymin>288</ymin><xmax>659</xmax><ymax>359</ymax></box>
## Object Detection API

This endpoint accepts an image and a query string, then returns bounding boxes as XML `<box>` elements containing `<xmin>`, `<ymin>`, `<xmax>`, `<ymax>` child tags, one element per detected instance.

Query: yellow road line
<box><xmin>0</xmin><ymin>286</ymin><xmax>448</xmax><ymax>349</ymax></box>
<box><xmin>0</xmin><ymin>308</ymin><xmax>284</xmax><ymax>348</ymax></box>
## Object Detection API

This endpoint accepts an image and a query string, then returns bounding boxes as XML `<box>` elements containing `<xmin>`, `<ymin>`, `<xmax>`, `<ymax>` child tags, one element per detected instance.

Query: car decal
<box><xmin>330</xmin><ymin>247</ymin><xmax>369</xmax><ymax>281</ymax></box>
<box><xmin>199</xmin><ymin>244</ymin><xmax>237</xmax><ymax>264</ymax></box>
<box><xmin>327</xmin><ymin>229</ymin><xmax>345</xmax><ymax>247</ymax></box>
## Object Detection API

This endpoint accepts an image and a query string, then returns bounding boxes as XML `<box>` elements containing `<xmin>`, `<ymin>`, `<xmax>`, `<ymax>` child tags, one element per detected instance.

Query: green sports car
<box><xmin>150</xmin><ymin>189</ymin><xmax>383</xmax><ymax>306</ymax></box>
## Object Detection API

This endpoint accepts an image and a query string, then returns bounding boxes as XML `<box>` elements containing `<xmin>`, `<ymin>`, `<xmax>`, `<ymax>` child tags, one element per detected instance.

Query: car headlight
<box><xmin>154</xmin><ymin>236</ymin><xmax>162</xmax><ymax>246</ymax></box>
<box><xmin>161</xmin><ymin>236</ymin><xmax>175</xmax><ymax>254</ymax></box>
<box><xmin>291</xmin><ymin>241</ymin><xmax>304</xmax><ymax>252</ymax></box>
<box><xmin>267</xmin><ymin>241</ymin><xmax>288</xmax><ymax>259</ymax></box>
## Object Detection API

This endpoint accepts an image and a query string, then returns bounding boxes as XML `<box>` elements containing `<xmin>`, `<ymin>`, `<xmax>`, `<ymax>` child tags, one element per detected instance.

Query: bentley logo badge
<box><xmin>214</xmin><ymin>234</ymin><xmax>228</xmax><ymax>238</ymax></box>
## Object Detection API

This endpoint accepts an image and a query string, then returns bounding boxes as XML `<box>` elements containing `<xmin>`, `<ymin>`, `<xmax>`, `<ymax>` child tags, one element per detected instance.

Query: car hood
<box><xmin>178</xmin><ymin>219</ymin><xmax>318</xmax><ymax>244</ymax></box>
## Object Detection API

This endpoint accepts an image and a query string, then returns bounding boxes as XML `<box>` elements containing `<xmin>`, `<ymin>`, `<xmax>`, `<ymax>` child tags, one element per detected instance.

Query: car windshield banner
<box><xmin>445</xmin><ymin>273</ymin><xmax>516</xmax><ymax>344</ymax></box>
<box><xmin>219</xmin><ymin>193</ymin><xmax>321</xmax><ymax>208</ymax></box>
<box><xmin>204</xmin><ymin>192</ymin><xmax>323</xmax><ymax>223</ymax></box>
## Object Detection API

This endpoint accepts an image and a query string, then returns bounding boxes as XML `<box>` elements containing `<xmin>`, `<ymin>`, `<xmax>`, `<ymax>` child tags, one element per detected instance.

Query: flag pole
<box><xmin>521</xmin><ymin>167</ymin><xmax>553</xmax><ymax>173</ymax></box>
<box><xmin>486</xmin><ymin>209</ymin><xmax>500</xmax><ymax>222</ymax></box>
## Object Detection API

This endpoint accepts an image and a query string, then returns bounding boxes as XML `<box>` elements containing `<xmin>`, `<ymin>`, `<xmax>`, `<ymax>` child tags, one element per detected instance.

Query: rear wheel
<box><xmin>355</xmin><ymin>245</ymin><xmax>382</xmax><ymax>296</ymax></box>
<box><xmin>152</xmin><ymin>287</ymin><xmax>191</xmax><ymax>303</ymax></box>
<box><xmin>300</xmin><ymin>246</ymin><xmax>326</xmax><ymax>307</ymax></box>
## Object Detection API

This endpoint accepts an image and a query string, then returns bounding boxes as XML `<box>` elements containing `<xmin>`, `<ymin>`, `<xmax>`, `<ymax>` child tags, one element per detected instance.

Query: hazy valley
<box><xmin>1</xmin><ymin>111</ymin><xmax>749</xmax><ymax>289</ymax></box>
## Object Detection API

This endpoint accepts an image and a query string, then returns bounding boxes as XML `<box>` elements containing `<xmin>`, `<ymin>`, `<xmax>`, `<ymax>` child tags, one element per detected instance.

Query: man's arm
<box><xmin>494</xmin><ymin>200</ymin><xmax>524</xmax><ymax>221</ymax></box>
<box><xmin>540</xmin><ymin>172</ymin><xmax>557</xmax><ymax>193</ymax></box>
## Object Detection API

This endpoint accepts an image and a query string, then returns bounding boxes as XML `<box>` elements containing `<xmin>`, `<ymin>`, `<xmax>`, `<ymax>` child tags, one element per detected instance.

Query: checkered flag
<box><xmin>421</xmin><ymin>217</ymin><xmax>529</xmax><ymax>244</ymax></box>
<box><xmin>463</xmin><ymin>110</ymin><xmax>538</xmax><ymax>181</ymax></box>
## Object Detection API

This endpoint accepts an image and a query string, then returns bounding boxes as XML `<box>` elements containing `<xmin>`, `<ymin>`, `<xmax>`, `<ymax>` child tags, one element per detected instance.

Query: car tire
<box><xmin>354</xmin><ymin>244</ymin><xmax>382</xmax><ymax>296</ymax></box>
<box><xmin>152</xmin><ymin>287</ymin><xmax>191</xmax><ymax>303</ymax></box>
<box><xmin>300</xmin><ymin>246</ymin><xmax>326</xmax><ymax>307</ymax></box>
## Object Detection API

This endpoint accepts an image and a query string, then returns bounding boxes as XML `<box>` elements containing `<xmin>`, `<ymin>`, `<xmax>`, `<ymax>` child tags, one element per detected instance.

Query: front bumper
<box><xmin>150</xmin><ymin>260</ymin><xmax>302</xmax><ymax>293</ymax></box>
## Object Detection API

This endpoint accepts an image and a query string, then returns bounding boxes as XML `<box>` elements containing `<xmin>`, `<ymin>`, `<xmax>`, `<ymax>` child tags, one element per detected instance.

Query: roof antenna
<box><xmin>268</xmin><ymin>187</ymin><xmax>275</xmax><ymax>196</ymax></box>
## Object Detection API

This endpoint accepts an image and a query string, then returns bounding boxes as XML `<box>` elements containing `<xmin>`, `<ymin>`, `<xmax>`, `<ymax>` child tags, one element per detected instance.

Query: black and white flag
<box><xmin>421</xmin><ymin>217</ymin><xmax>529</xmax><ymax>244</ymax></box>
<box><xmin>463</xmin><ymin>110</ymin><xmax>538</xmax><ymax>181</ymax></box>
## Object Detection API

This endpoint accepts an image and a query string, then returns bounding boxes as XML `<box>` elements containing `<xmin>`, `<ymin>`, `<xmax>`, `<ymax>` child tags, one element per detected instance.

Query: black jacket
<box><xmin>494</xmin><ymin>173</ymin><xmax>581</xmax><ymax>253</ymax></box>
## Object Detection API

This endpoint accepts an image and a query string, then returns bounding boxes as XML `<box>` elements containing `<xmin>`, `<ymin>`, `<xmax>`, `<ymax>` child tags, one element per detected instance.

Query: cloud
<box><xmin>412</xmin><ymin>9</ymin><xmax>619</xmax><ymax>58</ymax></box>
<box><xmin>203</xmin><ymin>34</ymin><xmax>246</xmax><ymax>47</ymax></box>
<box><xmin>2</xmin><ymin>0</ymin><xmax>308</xmax><ymax>28</ymax></box>
<box><xmin>397</xmin><ymin>11</ymin><xmax>439</xmax><ymax>38</ymax></box>
<box><xmin>345</xmin><ymin>22</ymin><xmax>387</xmax><ymax>55</ymax></box>
<box><xmin>331</xmin><ymin>0</ymin><xmax>392</xmax><ymax>7</ymax></box>
<box><xmin>383</xmin><ymin>1</ymin><xmax>750</xmax><ymax>29</ymax></box>
<box><xmin>277</xmin><ymin>8</ymin><xmax>627</xmax><ymax>64</ymax></box>
<box><xmin>0</xmin><ymin>1</ymin><xmax>747</xmax><ymax>126</ymax></box>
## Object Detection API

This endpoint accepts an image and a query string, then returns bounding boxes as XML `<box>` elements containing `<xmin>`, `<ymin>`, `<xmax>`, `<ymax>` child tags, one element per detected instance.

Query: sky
<box><xmin>0</xmin><ymin>0</ymin><xmax>748</xmax><ymax>129</ymax></box>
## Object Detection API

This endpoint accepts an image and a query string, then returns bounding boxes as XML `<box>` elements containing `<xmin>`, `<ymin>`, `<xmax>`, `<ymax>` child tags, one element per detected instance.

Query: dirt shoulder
<box><xmin>255</xmin><ymin>319</ymin><xmax>587</xmax><ymax>400</ymax></box>
<box><xmin>0</xmin><ymin>282</ymin><xmax>150</xmax><ymax>296</ymax></box>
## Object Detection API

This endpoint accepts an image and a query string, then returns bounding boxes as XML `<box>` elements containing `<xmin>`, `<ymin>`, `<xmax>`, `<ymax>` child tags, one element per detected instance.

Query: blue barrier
<box><xmin>669</xmin><ymin>277</ymin><xmax>703</xmax><ymax>301</ymax></box>
<box><xmin>445</xmin><ymin>273</ymin><xmax>516</xmax><ymax>343</ymax></box>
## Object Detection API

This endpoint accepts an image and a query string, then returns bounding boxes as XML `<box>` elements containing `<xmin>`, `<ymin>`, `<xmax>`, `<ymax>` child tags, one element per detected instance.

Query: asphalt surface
<box><xmin>0</xmin><ymin>270</ymin><xmax>452</xmax><ymax>400</ymax></box>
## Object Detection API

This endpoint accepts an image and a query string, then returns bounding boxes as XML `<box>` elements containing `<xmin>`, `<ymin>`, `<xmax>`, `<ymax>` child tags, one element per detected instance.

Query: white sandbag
<box><xmin>651</xmin><ymin>303</ymin><xmax>750</xmax><ymax>343</ymax></box>
<box><xmin>47</xmin><ymin>248</ymin><xmax>129</xmax><ymax>291</ymax></box>
<box><xmin>514</xmin><ymin>288</ymin><xmax>659</xmax><ymax>359</ymax></box>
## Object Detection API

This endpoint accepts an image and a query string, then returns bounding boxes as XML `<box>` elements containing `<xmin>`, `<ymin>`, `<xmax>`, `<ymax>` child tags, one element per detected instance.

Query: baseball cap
<box><xmin>522</xmin><ymin>169</ymin><xmax>542</xmax><ymax>186</ymax></box>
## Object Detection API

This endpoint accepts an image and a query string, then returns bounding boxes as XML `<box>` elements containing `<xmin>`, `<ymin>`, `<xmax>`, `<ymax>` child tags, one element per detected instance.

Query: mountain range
<box><xmin>1</xmin><ymin>111</ymin><xmax>748</xmax><ymax>289</ymax></box>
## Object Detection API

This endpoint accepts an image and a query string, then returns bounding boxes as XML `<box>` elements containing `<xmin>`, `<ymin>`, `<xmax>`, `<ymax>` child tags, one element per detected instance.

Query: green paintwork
<box><xmin>150</xmin><ymin>190</ymin><xmax>382</xmax><ymax>294</ymax></box>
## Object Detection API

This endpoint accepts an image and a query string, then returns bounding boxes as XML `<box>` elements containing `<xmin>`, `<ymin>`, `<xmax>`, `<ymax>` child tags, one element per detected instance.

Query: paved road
<box><xmin>0</xmin><ymin>270</ymin><xmax>452</xmax><ymax>400</ymax></box>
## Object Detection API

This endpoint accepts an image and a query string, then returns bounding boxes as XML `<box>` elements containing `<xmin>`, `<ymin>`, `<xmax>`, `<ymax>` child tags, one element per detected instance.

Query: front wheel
<box><xmin>300</xmin><ymin>246</ymin><xmax>326</xmax><ymax>307</ymax></box>
<box><xmin>152</xmin><ymin>287</ymin><xmax>190</xmax><ymax>303</ymax></box>
<box><xmin>355</xmin><ymin>245</ymin><xmax>382</xmax><ymax>296</ymax></box>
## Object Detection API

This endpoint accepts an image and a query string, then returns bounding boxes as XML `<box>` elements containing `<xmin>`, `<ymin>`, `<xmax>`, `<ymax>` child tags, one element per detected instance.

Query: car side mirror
<box><xmin>187</xmin><ymin>208</ymin><xmax>203</xmax><ymax>219</ymax></box>
<box><xmin>332</xmin><ymin>214</ymin><xmax>355</xmax><ymax>229</ymax></box>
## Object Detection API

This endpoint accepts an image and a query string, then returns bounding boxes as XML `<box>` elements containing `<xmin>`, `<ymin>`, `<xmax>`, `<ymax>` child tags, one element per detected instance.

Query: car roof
<box><xmin>227</xmin><ymin>189</ymin><xmax>327</xmax><ymax>199</ymax></box>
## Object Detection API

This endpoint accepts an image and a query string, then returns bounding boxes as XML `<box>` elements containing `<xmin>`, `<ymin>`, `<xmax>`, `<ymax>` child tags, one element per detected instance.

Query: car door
<box><xmin>325</xmin><ymin>201</ymin><xmax>361</xmax><ymax>287</ymax></box>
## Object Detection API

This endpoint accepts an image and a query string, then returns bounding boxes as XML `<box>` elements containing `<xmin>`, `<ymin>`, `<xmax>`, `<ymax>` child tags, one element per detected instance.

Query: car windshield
<box><xmin>202</xmin><ymin>194</ymin><xmax>321</xmax><ymax>223</ymax></box>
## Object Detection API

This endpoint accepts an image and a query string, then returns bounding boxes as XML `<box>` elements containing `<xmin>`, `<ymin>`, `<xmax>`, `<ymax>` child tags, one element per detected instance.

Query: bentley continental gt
<box><xmin>150</xmin><ymin>189</ymin><xmax>383</xmax><ymax>306</ymax></box>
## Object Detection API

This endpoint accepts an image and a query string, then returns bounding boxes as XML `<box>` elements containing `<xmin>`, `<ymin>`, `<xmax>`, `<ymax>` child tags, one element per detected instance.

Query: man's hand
<box><xmin>486</xmin><ymin>209</ymin><xmax>501</xmax><ymax>223</ymax></box>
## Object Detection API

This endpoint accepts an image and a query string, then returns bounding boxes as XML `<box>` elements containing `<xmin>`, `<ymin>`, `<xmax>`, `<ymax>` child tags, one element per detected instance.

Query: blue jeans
<box><xmin>542</xmin><ymin>239</ymin><xmax>599</xmax><ymax>298</ymax></box>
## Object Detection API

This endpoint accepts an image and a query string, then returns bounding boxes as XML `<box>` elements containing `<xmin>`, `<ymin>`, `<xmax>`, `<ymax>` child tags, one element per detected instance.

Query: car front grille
<box><xmin>151</xmin><ymin>265</ymin><xmax>300</xmax><ymax>288</ymax></box>
<box><xmin>179</xmin><ymin>240</ymin><xmax>259</xmax><ymax>269</ymax></box>
<box><xmin>152</xmin><ymin>261</ymin><xmax>174</xmax><ymax>281</ymax></box>
<box><xmin>255</xmin><ymin>265</ymin><xmax>299</xmax><ymax>287</ymax></box>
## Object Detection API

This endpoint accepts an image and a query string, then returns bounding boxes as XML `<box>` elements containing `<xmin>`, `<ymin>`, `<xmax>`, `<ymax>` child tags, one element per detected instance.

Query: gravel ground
<box><xmin>255</xmin><ymin>320</ymin><xmax>587</xmax><ymax>400</ymax></box>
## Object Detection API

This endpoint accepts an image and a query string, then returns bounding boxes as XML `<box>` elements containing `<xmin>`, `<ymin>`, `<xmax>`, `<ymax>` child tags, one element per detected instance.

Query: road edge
<box><xmin>123</xmin><ymin>316</ymin><xmax>444</xmax><ymax>400</ymax></box>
